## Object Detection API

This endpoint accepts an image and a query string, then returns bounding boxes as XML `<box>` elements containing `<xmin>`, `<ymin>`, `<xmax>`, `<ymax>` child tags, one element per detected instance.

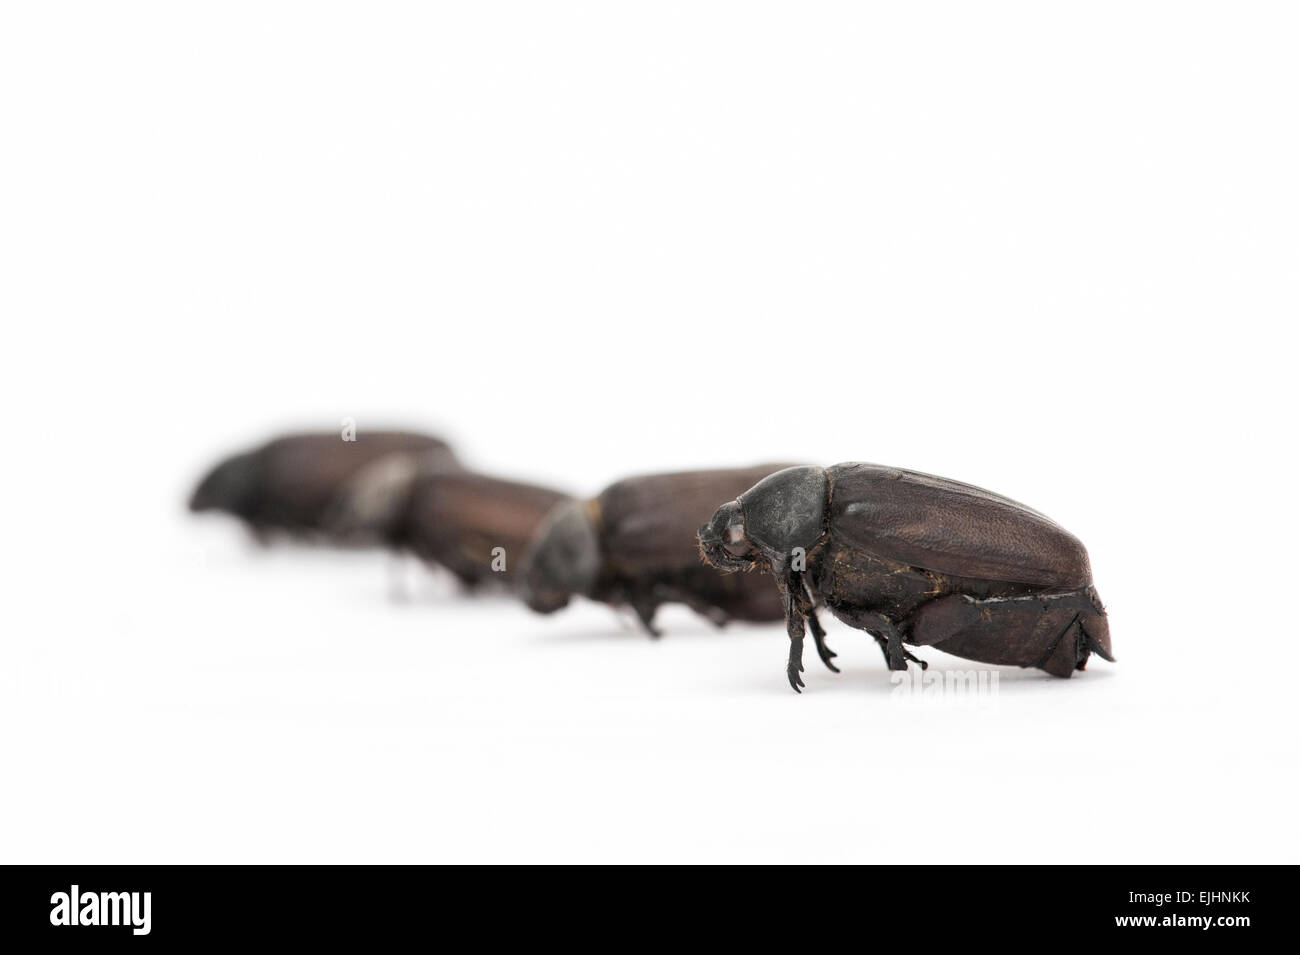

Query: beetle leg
<box><xmin>807</xmin><ymin>609</ymin><xmax>840</xmax><ymax>673</ymax></box>
<box><xmin>386</xmin><ymin>550</ymin><xmax>411</xmax><ymax>603</ymax></box>
<box><xmin>654</xmin><ymin>585</ymin><xmax>730</xmax><ymax>629</ymax></box>
<box><xmin>780</xmin><ymin>574</ymin><xmax>806</xmax><ymax>692</ymax></box>
<box><xmin>869</xmin><ymin>633</ymin><xmax>928</xmax><ymax>670</ymax></box>
<box><xmin>797</xmin><ymin>578</ymin><xmax>838</xmax><ymax>672</ymax></box>
<box><xmin>687</xmin><ymin>604</ymin><xmax>729</xmax><ymax>628</ymax></box>
<box><xmin>629</xmin><ymin>594</ymin><xmax>663</xmax><ymax>638</ymax></box>
<box><xmin>884</xmin><ymin>626</ymin><xmax>908</xmax><ymax>671</ymax></box>
<box><xmin>453</xmin><ymin>572</ymin><xmax>482</xmax><ymax>594</ymax></box>
<box><xmin>868</xmin><ymin>634</ymin><xmax>930</xmax><ymax>670</ymax></box>
<box><xmin>874</xmin><ymin>621</ymin><xmax>926</xmax><ymax>671</ymax></box>
<box><xmin>785</xmin><ymin>606</ymin><xmax>806</xmax><ymax>692</ymax></box>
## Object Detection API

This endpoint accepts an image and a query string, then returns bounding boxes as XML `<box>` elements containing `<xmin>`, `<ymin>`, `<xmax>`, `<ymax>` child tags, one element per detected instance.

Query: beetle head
<box><xmin>697</xmin><ymin>499</ymin><xmax>757</xmax><ymax>571</ymax></box>
<box><xmin>699</xmin><ymin>466</ymin><xmax>828</xmax><ymax>572</ymax></box>
<box><xmin>519</xmin><ymin>499</ymin><xmax>601</xmax><ymax>614</ymax></box>
<box><xmin>189</xmin><ymin>452</ymin><xmax>261</xmax><ymax>519</ymax></box>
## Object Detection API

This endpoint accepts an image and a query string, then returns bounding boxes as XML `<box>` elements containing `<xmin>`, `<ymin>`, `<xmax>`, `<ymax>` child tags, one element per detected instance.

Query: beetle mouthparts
<box><xmin>698</xmin><ymin>531</ymin><xmax>752</xmax><ymax>573</ymax></box>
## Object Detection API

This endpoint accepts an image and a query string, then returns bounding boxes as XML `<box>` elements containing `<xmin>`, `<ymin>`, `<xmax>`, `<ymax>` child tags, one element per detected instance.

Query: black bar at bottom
<box><xmin>0</xmin><ymin>864</ymin><xmax>1279</xmax><ymax>944</ymax></box>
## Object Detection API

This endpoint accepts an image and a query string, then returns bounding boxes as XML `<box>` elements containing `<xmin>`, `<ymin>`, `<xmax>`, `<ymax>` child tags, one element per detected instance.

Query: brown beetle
<box><xmin>520</xmin><ymin>466</ymin><xmax>791</xmax><ymax>635</ymax></box>
<box><xmin>189</xmin><ymin>430</ymin><xmax>457</xmax><ymax>543</ymax></box>
<box><xmin>698</xmin><ymin>464</ymin><xmax>1113</xmax><ymax>691</ymax></box>
<box><xmin>330</xmin><ymin>462</ymin><xmax>573</xmax><ymax>590</ymax></box>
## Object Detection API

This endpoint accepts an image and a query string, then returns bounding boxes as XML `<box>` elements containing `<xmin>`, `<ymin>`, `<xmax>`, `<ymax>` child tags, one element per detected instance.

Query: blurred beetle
<box><xmin>520</xmin><ymin>465</ymin><xmax>791</xmax><ymax>635</ymax></box>
<box><xmin>698</xmin><ymin>464</ymin><xmax>1113</xmax><ymax>691</ymax></box>
<box><xmin>330</xmin><ymin>460</ymin><xmax>572</xmax><ymax>590</ymax></box>
<box><xmin>189</xmin><ymin>430</ymin><xmax>457</xmax><ymax>543</ymax></box>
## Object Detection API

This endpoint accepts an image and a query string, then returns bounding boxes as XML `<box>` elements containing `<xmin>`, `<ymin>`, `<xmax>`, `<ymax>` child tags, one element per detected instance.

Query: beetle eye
<box><xmin>723</xmin><ymin>520</ymin><xmax>752</xmax><ymax>557</ymax></box>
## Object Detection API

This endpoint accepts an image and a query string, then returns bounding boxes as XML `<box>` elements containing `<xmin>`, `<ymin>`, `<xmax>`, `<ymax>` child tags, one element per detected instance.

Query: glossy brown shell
<box><xmin>826</xmin><ymin>463</ymin><xmax>1092</xmax><ymax>589</ymax></box>
<box><xmin>404</xmin><ymin>472</ymin><xmax>571</xmax><ymax>583</ymax></box>
<box><xmin>598</xmin><ymin>464</ymin><xmax>794</xmax><ymax>574</ymax></box>
<box><xmin>255</xmin><ymin>431</ymin><xmax>454</xmax><ymax>529</ymax></box>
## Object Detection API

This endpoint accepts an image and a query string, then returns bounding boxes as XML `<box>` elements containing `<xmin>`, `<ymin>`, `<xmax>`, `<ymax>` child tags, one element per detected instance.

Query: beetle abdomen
<box><xmin>827</xmin><ymin>463</ymin><xmax>1092</xmax><ymax>588</ymax></box>
<box><xmin>908</xmin><ymin>591</ymin><xmax>1112</xmax><ymax>677</ymax></box>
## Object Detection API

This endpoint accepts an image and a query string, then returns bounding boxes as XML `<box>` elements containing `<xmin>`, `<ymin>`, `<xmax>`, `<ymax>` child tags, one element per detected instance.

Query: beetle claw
<box><xmin>805</xmin><ymin>609</ymin><xmax>839</xmax><ymax>673</ymax></box>
<box><xmin>815</xmin><ymin>640</ymin><xmax>840</xmax><ymax>673</ymax></box>
<box><xmin>874</xmin><ymin>633</ymin><xmax>927</xmax><ymax>671</ymax></box>
<box><xmin>891</xmin><ymin>647</ymin><xmax>928</xmax><ymax>670</ymax></box>
<box><xmin>787</xmin><ymin>667</ymin><xmax>805</xmax><ymax>693</ymax></box>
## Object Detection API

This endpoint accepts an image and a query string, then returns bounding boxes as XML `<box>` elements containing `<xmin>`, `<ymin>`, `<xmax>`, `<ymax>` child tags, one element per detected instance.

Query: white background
<box><xmin>2</xmin><ymin>2</ymin><xmax>1296</xmax><ymax>863</ymax></box>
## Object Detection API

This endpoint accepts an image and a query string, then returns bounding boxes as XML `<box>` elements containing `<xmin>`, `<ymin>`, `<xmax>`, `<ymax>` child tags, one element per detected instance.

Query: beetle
<box><xmin>330</xmin><ymin>461</ymin><xmax>573</xmax><ymax>590</ymax></box>
<box><xmin>189</xmin><ymin>430</ymin><xmax>457</xmax><ymax>542</ymax></box>
<box><xmin>697</xmin><ymin>463</ymin><xmax>1113</xmax><ymax>691</ymax></box>
<box><xmin>520</xmin><ymin>465</ymin><xmax>791</xmax><ymax>635</ymax></box>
